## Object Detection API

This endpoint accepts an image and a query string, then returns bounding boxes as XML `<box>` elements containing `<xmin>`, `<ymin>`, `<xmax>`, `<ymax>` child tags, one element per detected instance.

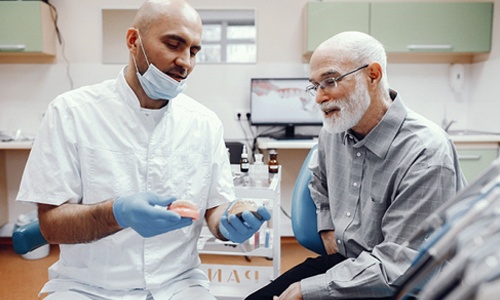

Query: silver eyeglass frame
<box><xmin>306</xmin><ymin>64</ymin><xmax>369</xmax><ymax>96</ymax></box>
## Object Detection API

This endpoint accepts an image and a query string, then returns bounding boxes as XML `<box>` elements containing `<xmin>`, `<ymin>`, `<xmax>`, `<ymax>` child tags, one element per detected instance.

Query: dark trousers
<box><xmin>245</xmin><ymin>253</ymin><xmax>347</xmax><ymax>300</ymax></box>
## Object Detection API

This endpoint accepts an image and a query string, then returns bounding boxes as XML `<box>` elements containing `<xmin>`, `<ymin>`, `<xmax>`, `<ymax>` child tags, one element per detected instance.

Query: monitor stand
<box><xmin>273</xmin><ymin>135</ymin><xmax>318</xmax><ymax>140</ymax></box>
<box><xmin>272</xmin><ymin>125</ymin><xmax>318</xmax><ymax>140</ymax></box>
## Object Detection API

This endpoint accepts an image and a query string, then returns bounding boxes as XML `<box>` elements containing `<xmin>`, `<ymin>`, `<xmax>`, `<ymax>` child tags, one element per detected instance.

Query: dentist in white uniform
<box><xmin>16</xmin><ymin>1</ymin><xmax>270</xmax><ymax>299</ymax></box>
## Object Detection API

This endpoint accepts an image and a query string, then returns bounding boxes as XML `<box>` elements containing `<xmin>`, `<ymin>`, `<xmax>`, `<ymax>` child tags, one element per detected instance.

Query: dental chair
<box><xmin>291</xmin><ymin>144</ymin><xmax>327</xmax><ymax>256</ymax></box>
<box><xmin>12</xmin><ymin>220</ymin><xmax>48</xmax><ymax>255</ymax></box>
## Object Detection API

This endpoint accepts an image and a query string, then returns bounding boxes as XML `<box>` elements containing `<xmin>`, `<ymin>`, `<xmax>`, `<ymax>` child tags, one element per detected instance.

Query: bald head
<box><xmin>124</xmin><ymin>0</ymin><xmax>202</xmax><ymax>107</ymax></box>
<box><xmin>132</xmin><ymin>0</ymin><xmax>201</xmax><ymax>35</ymax></box>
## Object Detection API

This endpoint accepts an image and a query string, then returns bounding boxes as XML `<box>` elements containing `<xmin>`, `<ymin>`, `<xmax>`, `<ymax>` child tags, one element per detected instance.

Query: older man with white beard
<box><xmin>245</xmin><ymin>31</ymin><xmax>466</xmax><ymax>300</ymax></box>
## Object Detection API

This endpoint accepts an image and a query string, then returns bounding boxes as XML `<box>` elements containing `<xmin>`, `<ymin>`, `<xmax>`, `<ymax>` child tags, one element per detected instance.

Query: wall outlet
<box><xmin>234</xmin><ymin>110</ymin><xmax>251</xmax><ymax>121</ymax></box>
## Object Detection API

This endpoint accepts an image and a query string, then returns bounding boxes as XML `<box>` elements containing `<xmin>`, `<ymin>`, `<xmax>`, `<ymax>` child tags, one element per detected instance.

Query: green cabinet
<box><xmin>304</xmin><ymin>2</ymin><xmax>493</xmax><ymax>56</ymax></box>
<box><xmin>305</xmin><ymin>2</ymin><xmax>369</xmax><ymax>53</ymax></box>
<box><xmin>457</xmin><ymin>148</ymin><xmax>498</xmax><ymax>183</ymax></box>
<box><xmin>371</xmin><ymin>2</ymin><xmax>493</xmax><ymax>53</ymax></box>
<box><xmin>0</xmin><ymin>1</ymin><xmax>56</xmax><ymax>55</ymax></box>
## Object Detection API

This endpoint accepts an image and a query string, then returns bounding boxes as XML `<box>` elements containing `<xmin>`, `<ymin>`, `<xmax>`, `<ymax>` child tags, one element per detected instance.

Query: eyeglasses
<box><xmin>306</xmin><ymin>64</ymin><xmax>369</xmax><ymax>96</ymax></box>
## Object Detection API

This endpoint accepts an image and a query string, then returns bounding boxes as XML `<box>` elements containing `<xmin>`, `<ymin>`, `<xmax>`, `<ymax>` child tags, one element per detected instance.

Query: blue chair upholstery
<box><xmin>12</xmin><ymin>220</ymin><xmax>48</xmax><ymax>255</ymax></box>
<box><xmin>291</xmin><ymin>144</ymin><xmax>327</xmax><ymax>255</ymax></box>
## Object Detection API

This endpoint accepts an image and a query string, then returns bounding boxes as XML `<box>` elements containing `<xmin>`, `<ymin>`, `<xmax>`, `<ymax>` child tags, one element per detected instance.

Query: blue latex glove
<box><xmin>113</xmin><ymin>192</ymin><xmax>193</xmax><ymax>238</ymax></box>
<box><xmin>219</xmin><ymin>203</ymin><xmax>271</xmax><ymax>243</ymax></box>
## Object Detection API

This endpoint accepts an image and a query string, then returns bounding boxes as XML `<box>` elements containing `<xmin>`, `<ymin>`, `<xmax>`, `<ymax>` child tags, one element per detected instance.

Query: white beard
<box><xmin>322</xmin><ymin>78</ymin><xmax>371</xmax><ymax>134</ymax></box>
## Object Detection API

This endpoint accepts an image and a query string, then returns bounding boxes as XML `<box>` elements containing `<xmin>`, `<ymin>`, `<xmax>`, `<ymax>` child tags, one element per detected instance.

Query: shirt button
<box><xmin>353</xmin><ymin>182</ymin><xmax>358</xmax><ymax>187</ymax></box>
<box><xmin>337</xmin><ymin>239</ymin><xmax>342</xmax><ymax>244</ymax></box>
<box><xmin>356</xmin><ymin>152</ymin><xmax>361</xmax><ymax>157</ymax></box>
<box><xmin>346</xmin><ymin>212</ymin><xmax>351</xmax><ymax>217</ymax></box>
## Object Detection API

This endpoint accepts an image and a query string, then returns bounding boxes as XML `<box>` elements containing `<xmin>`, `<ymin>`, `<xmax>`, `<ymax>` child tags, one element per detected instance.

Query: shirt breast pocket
<box><xmin>80</xmin><ymin>146</ymin><xmax>139</xmax><ymax>204</ymax></box>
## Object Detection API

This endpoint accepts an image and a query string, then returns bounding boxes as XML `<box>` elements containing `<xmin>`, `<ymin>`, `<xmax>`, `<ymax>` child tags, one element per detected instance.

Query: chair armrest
<box><xmin>12</xmin><ymin>220</ymin><xmax>48</xmax><ymax>255</ymax></box>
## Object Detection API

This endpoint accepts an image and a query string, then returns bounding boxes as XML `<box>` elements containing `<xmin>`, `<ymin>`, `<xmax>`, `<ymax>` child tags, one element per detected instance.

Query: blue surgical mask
<box><xmin>133</xmin><ymin>33</ymin><xmax>187</xmax><ymax>100</ymax></box>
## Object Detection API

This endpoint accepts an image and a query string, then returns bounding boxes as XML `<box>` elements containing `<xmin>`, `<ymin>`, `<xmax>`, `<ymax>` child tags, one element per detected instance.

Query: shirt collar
<box><xmin>114</xmin><ymin>67</ymin><xmax>141</xmax><ymax>112</ymax></box>
<box><xmin>345</xmin><ymin>89</ymin><xmax>408</xmax><ymax>159</ymax></box>
<box><xmin>115</xmin><ymin>66</ymin><xmax>170</xmax><ymax>113</ymax></box>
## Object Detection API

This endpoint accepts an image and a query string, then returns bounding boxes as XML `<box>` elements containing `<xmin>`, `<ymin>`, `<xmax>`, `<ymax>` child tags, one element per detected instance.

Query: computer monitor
<box><xmin>250</xmin><ymin>78</ymin><xmax>323</xmax><ymax>139</ymax></box>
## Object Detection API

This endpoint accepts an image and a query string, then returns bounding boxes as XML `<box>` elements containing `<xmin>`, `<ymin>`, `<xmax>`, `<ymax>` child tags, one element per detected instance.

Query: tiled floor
<box><xmin>0</xmin><ymin>237</ymin><xmax>316</xmax><ymax>299</ymax></box>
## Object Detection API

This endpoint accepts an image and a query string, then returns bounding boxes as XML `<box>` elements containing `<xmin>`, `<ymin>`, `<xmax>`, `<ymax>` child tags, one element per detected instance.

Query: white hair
<box><xmin>319</xmin><ymin>31</ymin><xmax>390</xmax><ymax>93</ymax></box>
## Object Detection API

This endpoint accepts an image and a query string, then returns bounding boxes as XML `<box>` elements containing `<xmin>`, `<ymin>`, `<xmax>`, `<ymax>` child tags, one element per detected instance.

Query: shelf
<box><xmin>200</xmin><ymin>165</ymin><xmax>281</xmax><ymax>299</ymax></box>
<box><xmin>198</xmin><ymin>235</ymin><xmax>273</xmax><ymax>258</ymax></box>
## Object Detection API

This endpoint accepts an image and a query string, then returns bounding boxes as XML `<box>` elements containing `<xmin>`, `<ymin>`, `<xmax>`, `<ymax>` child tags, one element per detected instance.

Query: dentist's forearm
<box><xmin>38</xmin><ymin>200</ymin><xmax>121</xmax><ymax>244</ymax></box>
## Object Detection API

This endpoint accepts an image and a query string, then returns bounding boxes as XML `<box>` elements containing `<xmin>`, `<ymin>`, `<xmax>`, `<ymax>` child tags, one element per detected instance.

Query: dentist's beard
<box><xmin>322</xmin><ymin>81</ymin><xmax>371</xmax><ymax>134</ymax></box>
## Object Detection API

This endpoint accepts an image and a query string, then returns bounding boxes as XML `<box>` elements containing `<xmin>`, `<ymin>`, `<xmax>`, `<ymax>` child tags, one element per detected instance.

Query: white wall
<box><xmin>469</xmin><ymin>0</ymin><xmax>500</xmax><ymax>132</ymax></box>
<box><xmin>1</xmin><ymin>0</ymin><xmax>499</xmax><ymax>226</ymax></box>
<box><xmin>2</xmin><ymin>0</ymin><xmax>498</xmax><ymax>137</ymax></box>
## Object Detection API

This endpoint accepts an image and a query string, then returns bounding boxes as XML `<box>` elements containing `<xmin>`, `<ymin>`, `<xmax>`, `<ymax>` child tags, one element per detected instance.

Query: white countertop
<box><xmin>257</xmin><ymin>137</ymin><xmax>318</xmax><ymax>149</ymax></box>
<box><xmin>1</xmin><ymin>133</ymin><xmax>500</xmax><ymax>151</ymax></box>
<box><xmin>448</xmin><ymin>134</ymin><xmax>500</xmax><ymax>143</ymax></box>
<box><xmin>257</xmin><ymin>134</ymin><xmax>500</xmax><ymax>150</ymax></box>
<box><xmin>0</xmin><ymin>141</ymin><xmax>33</xmax><ymax>149</ymax></box>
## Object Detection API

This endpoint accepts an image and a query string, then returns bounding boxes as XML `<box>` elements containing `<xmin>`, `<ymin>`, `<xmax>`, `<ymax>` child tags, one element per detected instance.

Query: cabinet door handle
<box><xmin>407</xmin><ymin>44</ymin><xmax>453</xmax><ymax>51</ymax></box>
<box><xmin>458</xmin><ymin>154</ymin><xmax>481</xmax><ymax>161</ymax></box>
<box><xmin>0</xmin><ymin>44</ymin><xmax>26</xmax><ymax>52</ymax></box>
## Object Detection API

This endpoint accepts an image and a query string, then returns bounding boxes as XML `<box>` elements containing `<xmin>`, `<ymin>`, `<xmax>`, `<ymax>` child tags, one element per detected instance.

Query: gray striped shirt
<box><xmin>302</xmin><ymin>90</ymin><xmax>466</xmax><ymax>299</ymax></box>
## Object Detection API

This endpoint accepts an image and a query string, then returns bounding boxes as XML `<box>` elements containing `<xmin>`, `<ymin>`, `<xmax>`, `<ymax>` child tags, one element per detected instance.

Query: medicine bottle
<box><xmin>240</xmin><ymin>145</ymin><xmax>250</xmax><ymax>173</ymax></box>
<box><xmin>268</xmin><ymin>149</ymin><xmax>279</xmax><ymax>174</ymax></box>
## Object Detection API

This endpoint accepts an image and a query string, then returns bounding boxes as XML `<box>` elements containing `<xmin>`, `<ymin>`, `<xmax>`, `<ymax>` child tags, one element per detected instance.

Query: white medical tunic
<box><xmin>16</xmin><ymin>69</ymin><xmax>235</xmax><ymax>298</ymax></box>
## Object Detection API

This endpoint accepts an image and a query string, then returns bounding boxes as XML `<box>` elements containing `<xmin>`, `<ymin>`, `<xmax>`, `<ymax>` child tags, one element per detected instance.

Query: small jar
<box><xmin>268</xmin><ymin>149</ymin><xmax>279</xmax><ymax>174</ymax></box>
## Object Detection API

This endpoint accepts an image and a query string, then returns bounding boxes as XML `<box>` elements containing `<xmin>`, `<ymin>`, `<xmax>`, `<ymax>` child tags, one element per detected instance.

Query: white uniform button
<box><xmin>356</xmin><ymin>152</ymin><xmax>361</xmax><ymax>157</ymax></box>
<box><xmin>346</xmin><ymin>212</ymin><xmax>351</xmax><ymax>217</ymax></box>
<box><xmin>353</xmin><ymin>182</ymin><xmax>358</xmax><ymax>187</ymax></box>
<box><xmin>337</xmin><ymin>239</ymin><xmax>342</xmax><ymax>244</ymax></box>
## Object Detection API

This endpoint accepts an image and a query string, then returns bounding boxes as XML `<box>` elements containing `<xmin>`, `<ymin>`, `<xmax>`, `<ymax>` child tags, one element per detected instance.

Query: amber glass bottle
<box><xmin>268</xmin><ymin>149</ymin><xmax>279</xmax><ymax>174</ymax></box>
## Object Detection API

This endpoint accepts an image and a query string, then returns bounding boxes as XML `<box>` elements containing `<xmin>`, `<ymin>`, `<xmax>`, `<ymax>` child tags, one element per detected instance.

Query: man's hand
<box><xmin>113</xmin><ymin>192</ymin><xmax>193</xmax><ymax>238</ymax></box>
<box><xmin>273</xmin><ymin>282</ymin><xmax>303</xmax><ymax>300</ymax></box>
<box><xmin>219</xmin><ymin>205</ymin><xmax>271</xmax><ymax>243</ymax></box>
<box><xmin>320</xmin><ymin>230</ymin><xmax>338</xmax><ymax>255</ymax></box>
